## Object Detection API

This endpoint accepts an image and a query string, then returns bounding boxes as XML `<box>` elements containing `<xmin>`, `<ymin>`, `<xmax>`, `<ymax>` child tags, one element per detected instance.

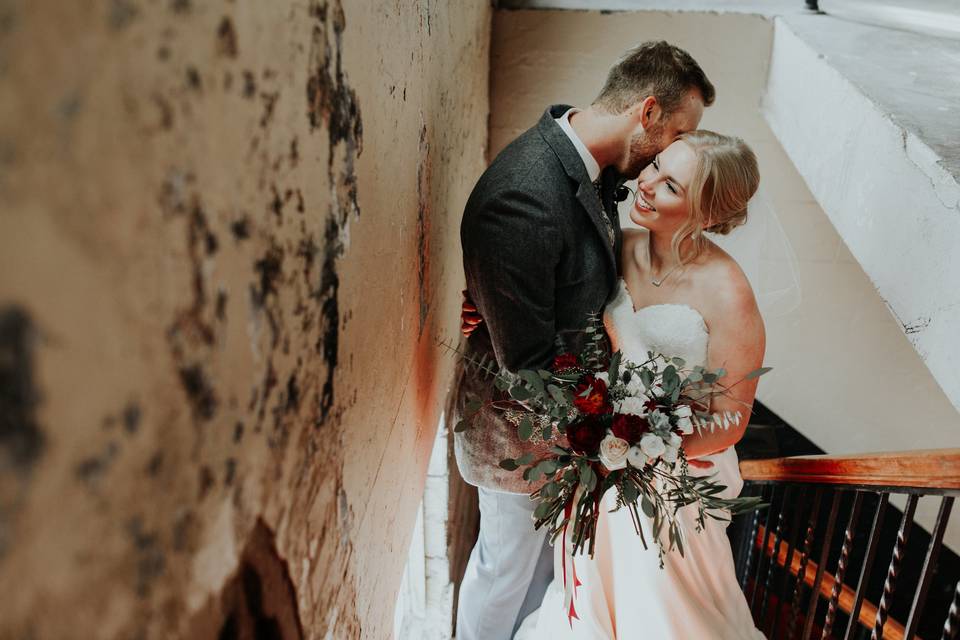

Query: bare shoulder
<box><xmin>694</xmin><ymin>245</ymin><xmax>762</xmax><ymax>325</ymax></box>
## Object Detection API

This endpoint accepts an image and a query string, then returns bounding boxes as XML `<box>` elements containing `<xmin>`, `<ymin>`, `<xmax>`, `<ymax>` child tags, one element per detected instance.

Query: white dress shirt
<box><xmin>555</xmin><ymin>108</ymin><xmax>601</xmax><ymax>182</ymax></box>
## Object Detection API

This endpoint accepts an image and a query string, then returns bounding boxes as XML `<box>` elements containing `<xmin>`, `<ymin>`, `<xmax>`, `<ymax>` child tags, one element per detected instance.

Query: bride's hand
<box><xmin>461</xmin><ymin>289</ymin><xmax>484</xmax><ymax>337</ymax></box>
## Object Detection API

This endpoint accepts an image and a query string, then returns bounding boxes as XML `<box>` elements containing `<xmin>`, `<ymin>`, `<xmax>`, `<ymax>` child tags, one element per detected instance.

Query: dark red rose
<box><xmin>566</xmin><ymin>415</ymin><xmax>605</xmax><ymax>456</ymax></box>
<box><xmin>573</xmin><ymin>375</ymin><xmax>611</xmax><ymax>415</ymax></box>
<box><xmin>552</xmin><ymin>352</ymin><xmax>578</xmax><ymax>372</ymax></box>
<box><xmin>643</xmin><ymin>398</ymin><xmax>659</xmax><ymax>413</ymax></box>
<box><xmin>611</xmin><ymin>413</ymin><xmax>649</xmax><ymax>444</ymax></box>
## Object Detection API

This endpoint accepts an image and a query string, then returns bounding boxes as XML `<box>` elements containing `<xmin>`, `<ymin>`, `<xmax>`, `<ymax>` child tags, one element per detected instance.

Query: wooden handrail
<box><xmin>755</xmin><ymin>525</ymin><xmax>913</xmax><ymax>640</ymax></box>
<box><xmin>739</xmin><ymin>448</ymin><xmax>960</xmax><ymax>490</ymax></box>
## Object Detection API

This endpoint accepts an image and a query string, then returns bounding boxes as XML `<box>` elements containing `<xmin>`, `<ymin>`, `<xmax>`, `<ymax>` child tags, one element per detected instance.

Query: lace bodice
<box><xmin>603</xmin><ymin>279</ymin><xmax>709</xmax><ymax>367</ymax></box>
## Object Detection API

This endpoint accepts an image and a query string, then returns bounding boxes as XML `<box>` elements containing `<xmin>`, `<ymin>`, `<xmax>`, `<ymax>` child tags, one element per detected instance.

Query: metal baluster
<box><xmin>802</xmin><ymin>490</ymin><xmax>843</xmax><ymax>640</ymax></box>
<box><xmin>769</xmin><ymin>486</ymin><xmax>810</xmax><ymax>639</ymax></box>
<box><xmin>822</xmin><ymin>491</ymin><xmax>864</xmax><ymax>638</ymax></box>
<box><xmin>740</xmin><ymin>484</ymin><xmax>765</xmax><ymax>590</ymax></box>
<box><xmin>751</xmin><ymin>485</ymin><xmax>781</xmax><ymax>613</ymax></box>
<box><xmin>843</xmin><ymin>493</ymin><xmax>889</xmax><ymax>640</ymax></box>
<box><xmin>871</xmin><ymin>494</ymin><xmax>920</xmax><ymax>640</ymax></box>
<box><xmin>760</xmin><ymin>485</ymin><xmax>794</xmax><ymax>629</ymax></box>
<box><xmin>788</xmin><ymin>487</ymin><xmax>824</xmax><ymax>640</ymax></box>
<box><xmin>904</xmin><ymin>496</ymin><xmax>955</xmax><ymax>639</ymax></box>
<box><xmin>942</xmin><ymin>580</ymin><xmax>960</xmax><ymax>640</ymax></box>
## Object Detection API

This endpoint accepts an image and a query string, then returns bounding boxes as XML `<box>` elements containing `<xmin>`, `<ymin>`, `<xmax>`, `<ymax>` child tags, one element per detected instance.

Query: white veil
<box><xmin>707</xmin><ymin>187</ymin><xmax>802</xmax><ymax>319</ymax></box>
<box><xmin>616</xmin><ymin>184</ymin><xmax>802</xmax><ymax>319</ymax></box>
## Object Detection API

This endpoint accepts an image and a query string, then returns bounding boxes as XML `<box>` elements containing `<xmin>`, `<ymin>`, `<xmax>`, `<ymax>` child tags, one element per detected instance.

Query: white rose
<box><xmin>615</xmin><ymin>396</ymin><xmax>647</xmax><ymax>417</ymax></box>
<box><xmin>663</xmin><ymin>443</ymin><xmax>679</xmax><ymax>464</ymax></box>
<box><xmin>624</xmin><ymin>374</ymin><xmax>646</xmax><ymax>397</ymax></box>
<box><xmin>667</xmin><ymin>431</ymin><xmax>683</xmax><ymax>448</ymax></box>
<box><xmin>599</xmin><ymin>434</ymin><xmax>629</xmax><ymax>471</ymax></box>
<box><xmin>674</xmin><ymin>404</ymin><xmax>692</xmax><ymax>419</ymax></box>
<box><xmin>676</xmin><ymin>416</ymin><xmax>694</xmax><ymax>435</ymax></box>
<box><xmin>595</xmin><ymin>371</ymin><xmax>610</xmax><ymax>385</ymax></box>
<box><xmin>627</xmin><ymin>445</ymin><xmax>647</xmax><ymax>468</ymax></box>
<box><xmin>640</xmin><ymin>432</ymin><xmax>666</xmax><ymax>459</ymax></box>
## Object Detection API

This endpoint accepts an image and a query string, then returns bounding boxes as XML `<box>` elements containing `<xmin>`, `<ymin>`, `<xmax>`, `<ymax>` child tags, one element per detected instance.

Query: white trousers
<box><xmin>456</xmin><ymin>487</ymin><xmax>554</xmax><ymax>640</ymax></box>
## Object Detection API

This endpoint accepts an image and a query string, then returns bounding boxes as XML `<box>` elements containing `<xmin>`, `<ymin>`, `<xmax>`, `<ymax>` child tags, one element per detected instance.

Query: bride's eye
<box><xmin>667</xmin><ymin>183</ymin><xmax>677</xmax><ymax>195</ymax></box>
<box><xmin>652</xmin><ymin>158</ymin><xmax>659</xmax><ymax>171</ymax></box>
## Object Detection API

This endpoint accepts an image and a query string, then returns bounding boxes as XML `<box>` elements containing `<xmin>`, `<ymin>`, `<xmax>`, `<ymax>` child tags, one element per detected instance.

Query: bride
<box><xmin>515</xmin><ymin>130</ymin><xmax>766</xmax><ymax>639</ymax></box>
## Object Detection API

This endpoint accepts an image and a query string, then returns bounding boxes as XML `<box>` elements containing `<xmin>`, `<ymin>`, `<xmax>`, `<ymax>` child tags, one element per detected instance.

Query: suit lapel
<box><xmin>538</xmin><ymin>106</ymin><xmax>618</xmax><ymax>286</ymax></box>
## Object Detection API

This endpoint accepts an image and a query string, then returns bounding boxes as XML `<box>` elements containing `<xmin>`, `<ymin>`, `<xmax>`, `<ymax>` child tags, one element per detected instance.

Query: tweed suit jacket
<box><xmin>454</xmin><ymin>105</ymin><xmax>624</xmax><ymax>493</ymax></box>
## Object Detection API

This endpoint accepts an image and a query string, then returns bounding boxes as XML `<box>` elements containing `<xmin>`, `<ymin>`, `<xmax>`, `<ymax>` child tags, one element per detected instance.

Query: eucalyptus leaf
<box><xmin>516</xmin><ymin>453</ymin><xmax>534</xmax><ymax>466</ymax></box>
<box><xmin>519</xmin><ymin>369</ymin><xmax>545</xmax><ymax>395</ymax></box>
<box><xmin>534</xmin><ymin>501</ymin><xmax>552</xmax><ymax>519</ymax></box>
<box><xmin>454</xmin><ymin>419</ymin><xmax>468</xmax><ymax>433</ymax></box>
<box><xmin>745</xmin><ymin>366</ymin><xmax>773</xmax><ymax>380</ymax></box>
<box><xmin>640</xmin><ymin>369</ymin><xmax>654</xmax><ymax>389</ymax></box>
<box><xmin>608</xmin><ymin>351</ymin><xmax>622</xmax><ymax>384</ymax></box>
<box><xmin>641</xmin><ymin>496</ymin><xmax>655</xmax><ymax>518</ymax></box>
<box><xmin>518</xmin><ymin>416</ymin><xmax>534</xmax><ymax>441</ymax></box>
<box><xmin>510</xmin><ymin>385</ymin><xmax>533</xmax><ymax>401</ymax></box>
<box><xmin>499</xmin><ymin>458</ymin><xmax>518</xmax><ymax>471</ymax></box>
<box><xmin>547</xmin><ymin>384</ymin><xmax>566</xmax><ymax>405</ymax></box>
<box><xmin>540</xmin><ymin>460</ymin><xmax>559</xmax><ymax>476</ymax></box>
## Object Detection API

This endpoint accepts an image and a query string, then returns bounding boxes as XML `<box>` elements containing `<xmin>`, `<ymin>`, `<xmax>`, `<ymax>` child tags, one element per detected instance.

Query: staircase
<box><xmin>735</xmin><ymin>449</ymin><xmax>960</xmax><ymax>640</ymax></box>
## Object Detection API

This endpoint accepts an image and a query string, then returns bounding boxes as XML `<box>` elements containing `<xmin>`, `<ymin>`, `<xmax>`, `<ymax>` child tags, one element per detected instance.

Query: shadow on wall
<box><xmin>186</xmin><ymin>519</ymin><xmax>303</xmax><ymax>640</ymax></box>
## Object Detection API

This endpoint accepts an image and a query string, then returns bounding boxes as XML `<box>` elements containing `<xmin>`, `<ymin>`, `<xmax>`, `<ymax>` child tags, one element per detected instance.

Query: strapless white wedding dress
<box><xmin>514</xmin><ymin>280</ymin><xmax>764</xmax><ymax>640</ymax></box>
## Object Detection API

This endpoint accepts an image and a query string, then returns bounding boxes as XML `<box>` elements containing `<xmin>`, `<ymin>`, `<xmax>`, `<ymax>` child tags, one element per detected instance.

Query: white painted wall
<box><xmin>763</xmin><ymin>15</ymin><xmax>960</xmax><ymax>417</ymax></box>
<box><xmin>394</xmin><ymin>417</ymin><xmax>456</xmax><ymax>640</ymax></box>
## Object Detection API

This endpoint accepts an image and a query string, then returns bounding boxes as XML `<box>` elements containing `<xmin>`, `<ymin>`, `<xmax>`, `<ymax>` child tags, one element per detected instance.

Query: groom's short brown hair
<box><xmin>594</xmin><ymin>41</ymin><xmax>715</xmax><ymax>116</ymax></box>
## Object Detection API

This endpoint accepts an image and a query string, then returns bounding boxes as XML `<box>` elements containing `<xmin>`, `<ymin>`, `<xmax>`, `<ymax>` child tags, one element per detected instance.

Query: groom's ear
<box><xmin>633</xmin><ymin>95</ymin><xmax>660</xmax><ymax>129</ymax></box>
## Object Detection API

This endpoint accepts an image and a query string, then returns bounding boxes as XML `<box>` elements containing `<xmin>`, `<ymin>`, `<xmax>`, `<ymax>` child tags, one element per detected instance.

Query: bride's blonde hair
<box><xmin>670</xmin><ymin>130</ymin><xmax>759</xmax><ymax>265</ymax></box>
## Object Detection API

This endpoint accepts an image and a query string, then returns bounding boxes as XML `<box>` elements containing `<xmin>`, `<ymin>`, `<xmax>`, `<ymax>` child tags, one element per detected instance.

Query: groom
<box><xmin>454</xmin><ymin>41</ymin><xmax>715</xmax><ymax>639</ymax></box>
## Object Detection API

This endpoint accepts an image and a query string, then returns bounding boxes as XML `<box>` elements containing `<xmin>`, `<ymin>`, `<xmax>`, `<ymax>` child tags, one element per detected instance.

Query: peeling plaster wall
<box><xmin>0</xmin><ymin>1</ymin><xmax>490</xmax><ymax>638</ymax></box>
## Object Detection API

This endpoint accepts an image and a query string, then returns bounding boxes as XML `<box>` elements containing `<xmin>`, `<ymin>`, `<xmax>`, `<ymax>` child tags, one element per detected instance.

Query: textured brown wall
<box><xmin>0</xmin><ymin>1</ymin><xmax>490</xmax><ymax>638</ymax></box>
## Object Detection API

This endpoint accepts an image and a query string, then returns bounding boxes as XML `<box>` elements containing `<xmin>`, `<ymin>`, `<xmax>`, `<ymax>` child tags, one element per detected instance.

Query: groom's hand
<box><xmin>461</xmin><ymin>289</ymin><xmax>484</xmax><ymax>338</ymax></box>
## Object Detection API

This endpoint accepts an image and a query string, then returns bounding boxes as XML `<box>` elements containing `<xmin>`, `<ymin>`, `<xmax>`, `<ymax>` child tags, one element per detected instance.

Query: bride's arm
<box><xmin>682</xmin><ymin>272</ymin><xmax>766</xmax><ymax>459</ymax></box>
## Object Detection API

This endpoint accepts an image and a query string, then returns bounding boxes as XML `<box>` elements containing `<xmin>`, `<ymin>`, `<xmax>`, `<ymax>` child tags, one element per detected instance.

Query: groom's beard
<box><xmin>622</xmin><ymin>122</ymin><xmax>666</xmax><ymax>179</ymax></box>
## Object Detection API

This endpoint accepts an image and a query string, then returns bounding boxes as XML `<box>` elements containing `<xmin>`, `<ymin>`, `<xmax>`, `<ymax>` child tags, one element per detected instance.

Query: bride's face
<box><xmin>629</xmin><ymin>139</ymin><xmax>697</xmax><ymax>233</ymax></box>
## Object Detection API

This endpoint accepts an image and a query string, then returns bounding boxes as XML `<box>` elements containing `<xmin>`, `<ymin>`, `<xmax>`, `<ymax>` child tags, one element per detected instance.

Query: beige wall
<box><xmin>0</xmin><ymin>1</ymin><xmax>489</xmax><ymax>638</ymax></box>
<box><xmin>489</xmin><ymin>10</ymin><xmax>959</xmax><ymax>544</ymax></box>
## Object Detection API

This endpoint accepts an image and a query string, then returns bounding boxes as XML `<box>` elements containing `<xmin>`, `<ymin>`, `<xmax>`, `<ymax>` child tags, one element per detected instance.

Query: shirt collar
<box><xmin>555</xmin><ymin>108</ymin><xmax>601</xmax><ymax>183</ymax></box>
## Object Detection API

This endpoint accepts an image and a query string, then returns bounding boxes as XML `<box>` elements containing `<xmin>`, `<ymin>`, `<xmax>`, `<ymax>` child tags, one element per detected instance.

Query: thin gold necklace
<box><xmin>650</xmin><ymin>261</ymin><xmax>684</xmax><ymax>287</ymax></box>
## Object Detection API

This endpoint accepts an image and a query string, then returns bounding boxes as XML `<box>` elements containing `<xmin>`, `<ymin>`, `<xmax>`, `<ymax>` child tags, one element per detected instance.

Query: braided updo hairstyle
<box><xmin>670</xmin><ymin>130</ymin><xmax>759</xmax><ymax>265</ymax></box>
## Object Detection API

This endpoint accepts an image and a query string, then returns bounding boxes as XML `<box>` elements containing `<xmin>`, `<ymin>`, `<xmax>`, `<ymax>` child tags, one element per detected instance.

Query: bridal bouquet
<box><xmin>453</xmin><ymin>314</ymin><xmax>767</xmax><ymax>564</ymax></box>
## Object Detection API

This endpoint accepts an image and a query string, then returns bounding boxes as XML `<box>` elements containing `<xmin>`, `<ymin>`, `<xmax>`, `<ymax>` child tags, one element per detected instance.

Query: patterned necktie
<box><xmin>593</xmin><ymin>178</ymin><xmax>616</xmax><ymax>248</ymax></box>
